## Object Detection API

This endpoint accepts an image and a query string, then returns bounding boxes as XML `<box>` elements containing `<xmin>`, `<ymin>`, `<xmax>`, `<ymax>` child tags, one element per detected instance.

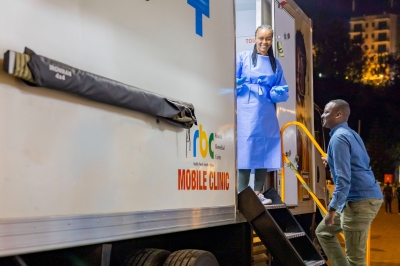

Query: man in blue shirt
<box><xmin>316</xmin><ymin>99</ymin><xmax>383</xmax><ymax>266</ymax></box>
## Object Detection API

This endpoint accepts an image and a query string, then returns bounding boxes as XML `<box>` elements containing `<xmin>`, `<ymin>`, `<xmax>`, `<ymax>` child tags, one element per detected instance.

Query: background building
<box><xmin>349</xmin><ymin>13</ymin><xmax>400</xmax><ymax>84</ymax></box>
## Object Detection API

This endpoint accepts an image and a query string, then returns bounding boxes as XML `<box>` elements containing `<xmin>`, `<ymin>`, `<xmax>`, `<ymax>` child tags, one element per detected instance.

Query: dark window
<box><xmin>372</xmin><ymin>22</ymin><xmax>375</xmax><ymax>27</ymax></box>
<box><xmin>378</xmin><ymin>44</ymin><xmax>387</xmax><ymax>53</ymax></box>
<box><xmin>378</xmin><ymin>32</ymin><xmax>387</xmax><ymax>41</ymax></box>
<box><xmin>372</xmin><ymin>45</ymin><xmax>375</xmax><ymax>49</ymax></box>
<box><xmin>366</xmin><ymin>23</ymin><xmax>369</xmax><ymax>27</ymax></box>
<box><xmin>372</xmin><ymin>33</ymin><xmax>375</xmax><ymax>38</ymax></box>
<box><xmin>365</xmin><ymin>34</ymin><xmax>368</xmax><ymax>38</ymax></box>
<box><xmin>378</xmin><ymin>55</ymin><xmax>386</xmax><ymax>64</ymax></box>
<box><xmin>378</xmin><ymin>21</ymin><xmax>388</xmax><ymax>29</ymax></box>
<box><xmin>354</xmin><ymin>23</ymin><xmax>363</xmax><ymax>31</ymax></box>
<box><xmin>353</xmin><ymin>34</ymin><xmax>363</xmax><ymax>43</ymax></box>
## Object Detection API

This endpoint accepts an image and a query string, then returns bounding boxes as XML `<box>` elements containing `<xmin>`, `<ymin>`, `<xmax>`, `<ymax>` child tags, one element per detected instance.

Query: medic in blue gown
<box><xmin>236</xmin><ymin>25</ymin><xmax>289</xmax><ymax>204</ymax></box>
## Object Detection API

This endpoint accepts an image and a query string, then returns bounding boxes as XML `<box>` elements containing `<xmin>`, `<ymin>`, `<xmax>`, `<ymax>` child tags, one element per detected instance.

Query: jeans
<box><xmin>316</xmin><ymin>198</ymin><xmax>383</xmax><ymax>266</ymax></box>
<box><xmin>238</xmin><ymin>169</ymin><xmax>267</xmax><ymax>192</ymax></box>
<box><xmin>384</xmin><ymin>197</ymin><xmax>392</xmax><ymax>213</ymax></box>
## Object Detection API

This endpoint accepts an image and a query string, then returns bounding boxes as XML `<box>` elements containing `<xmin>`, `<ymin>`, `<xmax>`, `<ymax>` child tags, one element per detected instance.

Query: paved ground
<box><xmin>370</xmin><ymin>198</ymin><xmax>400</xmax><ymax>266</ymax></box>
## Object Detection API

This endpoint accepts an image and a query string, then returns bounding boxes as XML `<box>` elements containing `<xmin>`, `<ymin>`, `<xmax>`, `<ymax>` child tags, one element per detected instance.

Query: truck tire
<box><xmin>163</xmin><ymin>249</ymin><xmax>219</xmax><ymax>266</ymax></box>
<box><xmin>123</xmin><ymin>248</ymin><xmax>171</xmax><ymax>266</ymax></box>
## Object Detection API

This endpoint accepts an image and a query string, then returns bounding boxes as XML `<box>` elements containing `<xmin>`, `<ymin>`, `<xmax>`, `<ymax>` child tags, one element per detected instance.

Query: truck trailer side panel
<box><xmin>0</xmin><ymin>0</ymin><xmax>236</xmax><ymax>257</ymax></box>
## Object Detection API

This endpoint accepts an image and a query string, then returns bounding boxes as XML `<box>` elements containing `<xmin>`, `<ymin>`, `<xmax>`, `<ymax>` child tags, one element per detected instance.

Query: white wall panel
<box><xmin>0</xmin><ymin>0</ymin><xmax>236</xmax><ymax>218</ymax></box>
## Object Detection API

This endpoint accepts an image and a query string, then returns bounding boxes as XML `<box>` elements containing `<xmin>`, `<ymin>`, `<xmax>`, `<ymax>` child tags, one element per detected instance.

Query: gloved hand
<box><xmin>236</xmin><ymin>76</ymin><xmax>247</xmax><ymax>86</ymax></box>
<box><xmin>257</xmin><ymin>75</ymin><xmax>269</xmax><ymax>86</ymax></box>
<box><xmin>272</xmin><ymin>85</ymin><xmax>288</xmax><ymax>95</ymax></box>
<box><xmin>270</xmin><ymin>85</ymin><xmax>289</xmax><ymax>103</ymax></box>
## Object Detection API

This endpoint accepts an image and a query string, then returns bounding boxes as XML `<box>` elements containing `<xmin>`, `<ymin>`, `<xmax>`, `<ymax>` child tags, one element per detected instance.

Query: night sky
<box><xmin>295</xmin><ymin>0</ymin><xmax>400</xmax><ymax>22</ymax></box>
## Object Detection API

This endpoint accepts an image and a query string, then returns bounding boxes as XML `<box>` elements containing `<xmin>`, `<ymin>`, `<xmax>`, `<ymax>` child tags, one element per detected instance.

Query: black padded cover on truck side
<box><xmin>3</xmin><ymin>47</ymin><xmax>197</xmax><ymax>129</ymax></box>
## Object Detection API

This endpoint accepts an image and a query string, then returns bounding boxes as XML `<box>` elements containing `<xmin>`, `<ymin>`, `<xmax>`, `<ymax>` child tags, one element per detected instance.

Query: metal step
<box><xmin>253</xmin><ymin>253</ymin><xmax>269</xmax><ymax>264</ymax></box>
<box><xmin>304</xmin><ymin>260</ymin><xmax>326</xmax><ymax>266</ymax></box>
<box><xmin>253</xmin><ymin>244</ymin><xmax>267</xmax><ymax>255</ymax></box>
<box><xmin>239</xmin><ymin>187</ymin><xmax>326</xmax><ymax>266</ymax></box>
<box><xmin>264</xmin><ymin>203</ymin><xmax>286</xmax><ymax>209</ymax></box>
<box><xmin>253</xmin><ymin>262</ymin><xmax>269</xmax><ymax>266</ymax></box>
<box><xmin>284</xmin><ymin>232</ymin><xmax>306</xmax><ymax>239</ymax></box>
<box><xmin>253</xmin><ymin>237</ymin><xmax>263</xmax><ymax>247</ymax></box>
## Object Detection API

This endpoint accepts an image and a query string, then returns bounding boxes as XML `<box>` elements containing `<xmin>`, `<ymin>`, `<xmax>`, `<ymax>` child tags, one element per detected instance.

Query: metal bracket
<box><xmin>14</xmin><ymin>256</ymin><xmax>27</xmax><ymax>266</ymax></box>
<box><xmin>101</xmin><ymin>244</ymin><xmax>112</xmax><ymax>266</ymax></box>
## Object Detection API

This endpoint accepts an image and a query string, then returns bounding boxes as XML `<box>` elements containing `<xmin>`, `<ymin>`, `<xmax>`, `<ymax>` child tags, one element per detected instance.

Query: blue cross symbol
<box><xmin>187</xmin><ymin>0</ymin><xmax>210</xmax><ymax>37</ymax></box>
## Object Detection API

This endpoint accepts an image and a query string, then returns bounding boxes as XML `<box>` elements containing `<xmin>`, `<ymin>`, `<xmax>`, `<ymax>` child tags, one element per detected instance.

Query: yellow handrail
<box><xmin>280</xmin><ymin>121</ymin><xmax>370</xmax><ymax>266</ymax></box>
<box><xmin>280</xmin><ymin>121</ymin><xmax>327</xmax><ymax>203</ymax></box>
<box><xmin>282</xmin><ymin>154</ymin><xmax>327</xmax><ymax>214</ymax></box>
<box><xmin>367</xmin><ymin>227</ymin><xmax>371</xmax><ymax>265</ymax></box>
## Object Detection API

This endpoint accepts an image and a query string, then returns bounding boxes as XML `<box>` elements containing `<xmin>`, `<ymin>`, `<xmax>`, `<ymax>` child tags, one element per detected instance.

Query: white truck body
<box><xmin>0</xmin><ymin>0</ymin><xmax>236</xmax><ymax>257</ymax></box>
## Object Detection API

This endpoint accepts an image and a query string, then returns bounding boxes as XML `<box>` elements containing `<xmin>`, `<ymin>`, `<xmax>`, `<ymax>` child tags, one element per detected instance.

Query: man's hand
<box><xmin>324</xmin><ymin>210</ymin><xmax>336</xmax><ymax>226</ymax></box>
<box><xmin>321</xmin><ymin>156</ymin><xmax>328</xmax><ymax>168</ymax></box>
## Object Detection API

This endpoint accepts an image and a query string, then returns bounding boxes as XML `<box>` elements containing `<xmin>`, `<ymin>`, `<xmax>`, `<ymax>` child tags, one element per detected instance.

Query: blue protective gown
<box><xmin>236</xmin><ymin>51</ymin><xmax>287</xmax><ymax>170</ymax></box>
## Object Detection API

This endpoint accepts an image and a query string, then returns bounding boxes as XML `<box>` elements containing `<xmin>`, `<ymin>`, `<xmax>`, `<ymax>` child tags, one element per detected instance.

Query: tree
<box><xmin>345</xmin><ymin>35</ymin><xmax>369</xmax><ymax>83</ymax></box>
<box><xmin>387</xmin><ymin>52</ymin><xmax>400</xmax><ymax>85</ymax></box>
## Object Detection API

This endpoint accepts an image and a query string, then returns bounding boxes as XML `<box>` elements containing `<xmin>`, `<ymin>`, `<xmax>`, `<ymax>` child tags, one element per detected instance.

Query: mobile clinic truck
<box><xmin>0</xmin><ymin>0</ymin><xmax>325</xmax><ymax>265</ymax></box>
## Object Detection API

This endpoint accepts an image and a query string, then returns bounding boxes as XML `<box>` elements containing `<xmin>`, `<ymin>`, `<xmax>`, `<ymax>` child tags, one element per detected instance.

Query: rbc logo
<box><xmin>193</xmin><ymin>124</ymin><xmax>214</xmax><ymax>159</ymax></box>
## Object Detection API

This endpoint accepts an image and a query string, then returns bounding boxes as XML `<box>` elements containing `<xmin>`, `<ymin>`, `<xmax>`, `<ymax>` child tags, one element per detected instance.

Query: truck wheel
<box><xmin>162</xmin><ymin>249</ymin><xmax>187</xmax><ymax>265</ymax></box>
<box><xmin>163</xmin><ymin>249</ymin><xmax>219</xmax><ymax>266</ymax></box>
<box><xmin>123</xmin><ymin>248</ymin><xmax>171</xmax><ymax>266</ymax></box>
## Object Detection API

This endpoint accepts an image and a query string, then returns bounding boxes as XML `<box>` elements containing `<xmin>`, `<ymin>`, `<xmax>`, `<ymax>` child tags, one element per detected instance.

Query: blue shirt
<box><xmin>327</xmin><ymin>122</ymin><xmax>383</xmax><ymax>212</ymax></box>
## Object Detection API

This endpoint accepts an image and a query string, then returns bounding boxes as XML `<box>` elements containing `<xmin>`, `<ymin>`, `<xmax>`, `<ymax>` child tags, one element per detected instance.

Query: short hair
<box><xmin>330</xmin><ymin>99</ymin><xmax>350</xmax><ymax>117</ymax></box>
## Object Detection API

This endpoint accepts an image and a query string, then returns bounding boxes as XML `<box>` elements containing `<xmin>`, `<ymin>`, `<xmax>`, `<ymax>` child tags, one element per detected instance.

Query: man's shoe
<box><xmin>258</xmin><ymin>193</ymin><xmax>272</xmax><ymax>205</ymax></box>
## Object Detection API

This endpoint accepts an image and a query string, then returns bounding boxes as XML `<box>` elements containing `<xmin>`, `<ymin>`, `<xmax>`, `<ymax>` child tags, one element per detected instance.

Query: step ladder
<box><xmin>252</xmin><ymin>231</ymin><xmax>271</xmax><ymax>265</ymax></box>
<box><xmin>239</xmin><ymin>187</ymin><xmax>326</xmax><ymax>266</ymax></box>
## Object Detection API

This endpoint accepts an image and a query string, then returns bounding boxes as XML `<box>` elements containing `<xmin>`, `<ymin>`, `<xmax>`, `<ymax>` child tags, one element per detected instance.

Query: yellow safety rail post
<box><xmin>368</xmin><ymin>231</ymin><xmax>371</xmax><ymax>265</ymax></box>
<box><xmin>280</xmin><ymin>121</ymin><xmax>371</xmax><ymax>266</ymax></box>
